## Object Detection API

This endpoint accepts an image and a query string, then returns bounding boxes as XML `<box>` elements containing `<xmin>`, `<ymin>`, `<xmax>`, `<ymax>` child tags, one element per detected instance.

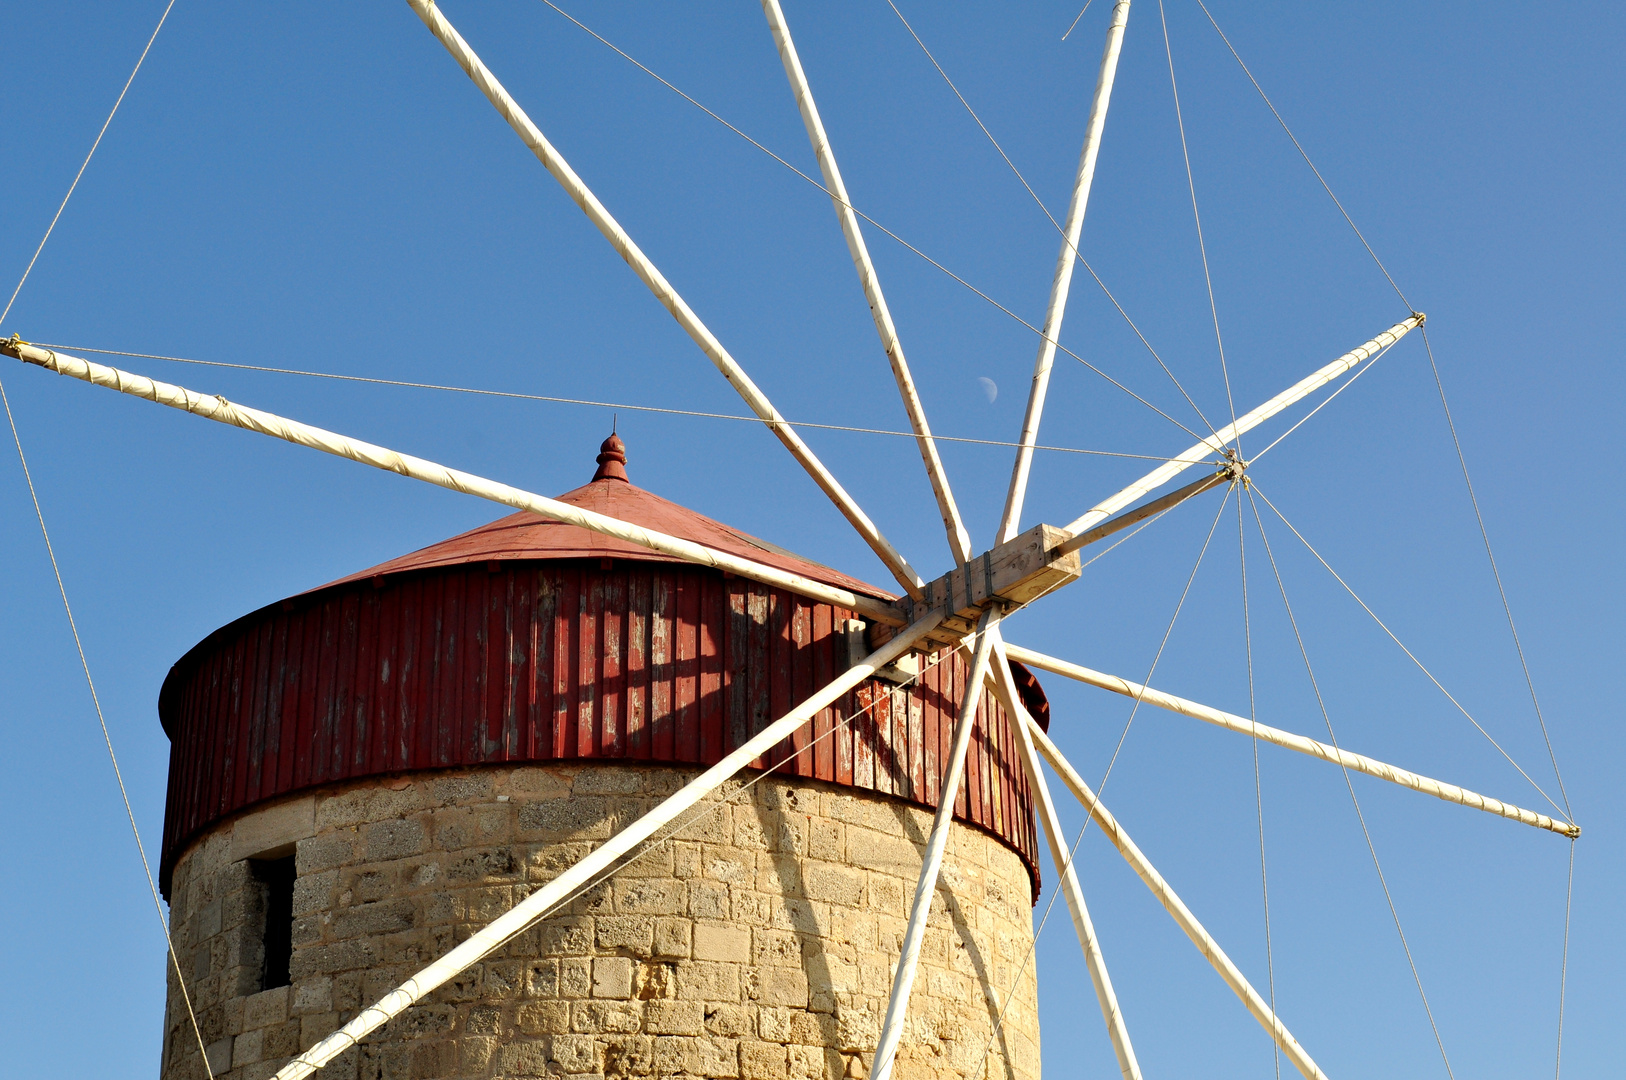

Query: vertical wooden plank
<box><xmin>625</xmin><ymin>567</ymin><xmax>649</xmax><ymax>759</ymax></box>
<box><xmin>176</xmin><ymin>670</ymin><xmax>202</xmax><ymax>846</ymax></box>
<box><xmin>319</xmin><ymin>594</ymin><xmax>347</xmax><ymax>783</ymax></box>
<box><xmin>197</xmin><ymin>651</ymin><xmax>224</xmax><ymax>821</ymax></box>
<box><xmin>468</xmin><ymin>566</ymin><xmax>497</xmax><ymax>761</ymax></box>
<box><xmin>529</xmin><ymin>568</ymin><xmax>556</xmax><ymax>761</ymax></box>
<box><xmin>598</xmin><ymin>567</ymin><xmax>624</xmax><ymax>758</ymax></box>
<box><xmin>767</xmin><ymin>591</ymin><xmax>792</xmax><ymax>771</ymax></box>
<box><xmin>790</xmin><ymin>599</ymin><xmax>813</xmax><ymax>778</ymax></box>
<box><xmin>886</xmin><ymin>683</ymin><xmax>905</xmax><ymax>799</ymax></box>
<box><xmin>956</xmin><ymin>666</ymin><xmax>969</xmax><ymax>819</ymax></box>
<box><xmin>518</xmin><ymin>569</ymin><xmax>537</xmax><ymax>759</ymax></box>
<box><xmin>554</xmin><ymin>570</ymin><xmax>578</xmax><ymax>760</ymax></box>
<box><xmin>913</xmin><ymin>658</ymin><xmax>933</xmax><ymax>808</ymax></box>
<box><xmin>200</xmin><ymin>655</ymin><xmax>221</xmax><ymax>820</ymax></box>
<box><xmin>241</xmin><ymin>622</ymin><xmax>271</xmax><ymax>805</ymax></box>
<box><xmin>697</xmin><ymin>574</ymin><xmax>722</xmax><ymax>763</ymax></box>
<box><xmin>642</xmin><ymin>568</ymin><xmax>666</xmax><ymax>761</ymax></box>
<box><xmin>275</xmin><ymin>610</ymin><xmax>303</xmax><ymax>792</ymax></box>
<box><xmin>292</xmin><ymin>600</ymin><xmax>323</xmax><ymax>789</ymax></box>
<box><xmin>579</xmin><ymin>569</ymin><xmax>604</xmax><ymax>758</ymax></box>
<box><xmin>482</xmin><ymin>566</ymin><xmax>511</xmax><ymax>761</ymax></box>
<box><xmin>351</xmin><ymin>590</ymin><xmax>378</xmax><ymax>773</ymax></box>
<box><xmin>963</xmin><ymin>673</ymin><xmax>983</xmax><ymax>824</ymax></box>
<box><xmin>371</xmin><ymin>582</ymin><xmax>399</xmax><ymax>775</ymax></box>
<box><xmin>982</xmin><ymin>695</ymin><xmax>1001</xmax><ymax>835</ymax></box>
<box><xmin>811</xmin><ymin>604</ymin><xmax>834</xmax><ymax>784</ymax></box>
<box><xmin>851</xmin><ymin>681</ymin><xmax>871</xmax><ymax>792</ymax></box>
<box><xmin>667</xmin><ymin>572</ymin><xmax>692</xmax><ymax>761</ymax></box>
<box><xmin>873</xmin><ymin>676</ymin><xmax>894</xmax><ymax>799</ymax></box>
<box><xmin>977</xmin><ymin>672</ymin><xmax>996</xmax><ymax>831</ymax></box>
<box><xmin>396</xmin><ymin>576</ymin><xmax>423</xmax><ymax>771</ymax></box>
<box><xmin>428</xmin><ymin>572</ymin><xmax>457</xmax><ymax>768</ymax></box>
<box><xmin>329</xmin><ymin>591</ymin><xmax>361</xmax><ymax>780</ymax></box>
<box><xmin>261</xmin><ymin>611</ymin><xmax>290</xmax><ymax>797</ymax></box>
<box><xmin>229</xmin><ymin>631</ymin><xmax>254</xmax><ymax>816</ymax></box>
<box><xmin>750</xmin><ymin>586</ymin><xmax>773</xmax><ymax>769</ymax></box>
<box><xmin>626</xmin><ymin>568</ymin><xmax>650</xmax><ymax>760</ymax></box>
<box><xmin>501</xmin><ymin>568</ymin><xmax>524</xmax><ymax>760</ymax></box>
<box><xmin>194</xmin><ymin>661</ymin><xmax>218</xmax><ymax>830</ymax></box>
<box><xmin>725</xmin><ymin>580</ymin><xmax>749</xmax><ymax>757</ymax></box>
<box><xmin>459</xmin><ymin>567</ymin><xmax>487</xmax><ymax>764</ymax></box>
<box><xmin>964</xmin><ymin>671</ymin><xmax>983</xmax><ymax>827</ymax></box>
<box><xmin>995</xmin><ymin>701</ymin><xmax>1014</xmax><ymax>840</ymax></box>
<box><xmin>224</xmin><ymin>630</ymin><xmax>252</xmax><ymax>817</ymax></box>
<box><xmin>414</xmin><ymin>575</ymin><xmax>438</xmax><ymax>771</ymax></box>
<box><xmin>415</xmin><ymin>573</ymin><xmax>441</xmax><ymax>770</ymax></box>
<box><xmin>871</xmin><ymin>682</ymin><xmax>889</xmax><ymax>798</ymax></box>
<box><xmin>454</xmin><ymin>568</ymin><xmax>480</xmax><ymax>766</ymax></box>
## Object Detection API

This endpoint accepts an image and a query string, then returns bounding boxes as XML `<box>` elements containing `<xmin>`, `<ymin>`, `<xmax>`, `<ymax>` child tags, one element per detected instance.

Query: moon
<box><xmin>977</xmin><ymin>377</ymin><xmax>998</xmax><ymax>404</ymax></box>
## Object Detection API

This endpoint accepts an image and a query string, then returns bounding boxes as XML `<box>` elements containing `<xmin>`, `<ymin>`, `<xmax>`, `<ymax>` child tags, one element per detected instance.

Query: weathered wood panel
<box><xmin>158</xmin><ymin>560</ymin><xmax>1044</xmax><ymax>899</ymax></box>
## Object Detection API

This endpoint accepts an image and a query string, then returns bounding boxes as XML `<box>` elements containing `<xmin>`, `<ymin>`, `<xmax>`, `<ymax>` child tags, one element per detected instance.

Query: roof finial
<box><xmin>592</xmin><ymin>430</ymin><xmax>629</xmax><ymax>483</ymax></box>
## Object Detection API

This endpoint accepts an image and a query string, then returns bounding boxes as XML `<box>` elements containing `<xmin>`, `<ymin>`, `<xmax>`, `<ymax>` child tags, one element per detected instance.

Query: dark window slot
<box><xmin>251</xmin><ymin>856</ymin><xmax>296</xmax><ymax>990</ymax></box>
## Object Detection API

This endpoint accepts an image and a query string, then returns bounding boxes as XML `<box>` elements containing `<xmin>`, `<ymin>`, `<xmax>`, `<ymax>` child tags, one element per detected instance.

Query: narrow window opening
<box><xmin>251</xmin><ymin>856</ymin><xmax>296</xmax><ymax>990</ymax></box>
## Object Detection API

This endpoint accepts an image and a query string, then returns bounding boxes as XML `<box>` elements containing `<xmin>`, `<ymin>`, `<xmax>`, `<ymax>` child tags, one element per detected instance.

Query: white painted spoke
<box><xmin>1004</xmin><ymin>642</ymin><xmax>1578</xmax><ymax>838</ymax></box>
<box><xmin>1027</xmin><ymin>718</ymin><xmax>1331</xmax><ymax>1080</ymax></box>
<box><xmin>998</xmin><ymin>0</ymin><xmax>1132</xmax><ymax>544</ymax></box>
<box><xmin>404</xmin><ymin>0</ymin><xmax>926</xmax><ymax>597</ymax></box>
<box><xmin>988</xmin><ymin>632</ymin><xmax>1143</xmax><ymax>1080</ymax></box>
<box><xmin>6</xmin><ymin>343</ymin><xmax>907</xmax><ymax>627</ymax></box>
<box><xmin>870</xmin><ymin>609</ymin><xmax>1001</xmax><ymax>1080</ymax></box>
<box><xmin>1061</xmin><ymin>315</ymin><xmax>1423</xmax><ymax>537</ymax></box>
<box><xmin>761</xmin><ymin>0</ymin><xmax>973</xmax><ymax>565</ymax></box>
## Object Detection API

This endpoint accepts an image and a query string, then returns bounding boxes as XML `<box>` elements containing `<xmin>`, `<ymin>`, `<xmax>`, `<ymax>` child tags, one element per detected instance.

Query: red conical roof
<box><xmin>322</xmin><ymin>433</ymin><xmax>895</xmax><ymax>601</ymax></box>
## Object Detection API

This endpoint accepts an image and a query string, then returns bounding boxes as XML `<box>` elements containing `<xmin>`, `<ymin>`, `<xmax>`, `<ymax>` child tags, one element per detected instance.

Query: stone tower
<box><xmin>158</xmin><ymin>436</ymin><xmax>1044</xmax><ymax>1080</ymax></box>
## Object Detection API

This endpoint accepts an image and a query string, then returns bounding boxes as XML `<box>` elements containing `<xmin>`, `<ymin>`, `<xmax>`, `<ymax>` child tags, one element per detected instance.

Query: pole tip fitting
<box><xmin>2</xmin><ymin>334</ymin><xmax>49</xmax><ymax>367</ymax></box>
<box><xmin>1411</xmin><ymin>311</ymin><xmax>1427</xmax><ymax>326</ymax></box>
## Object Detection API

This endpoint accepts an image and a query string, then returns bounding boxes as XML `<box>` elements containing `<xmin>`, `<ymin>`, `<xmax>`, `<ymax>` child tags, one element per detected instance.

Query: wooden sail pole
<box><xmin>1061</xmin><ymin>315</ymin><xmax>1423</xmax><ymax>537</ymax></box>
<box><xmin>3</xmin><ymin>342</ymin><xmax>907</xmax><ymax>627</ymax></box>
<box><xmin>1005</xmin><ymin>642</ymin><xmax>1578</xmax><ymax>837</ymax></box>
<box><xmin>402</xmin><ymin>0</ymin><xmax>926</xmax><ymax>598</ymax></box>
<box><xmin>998</xmin><ymin>0</ymin><xmax>1132</xmax><ymax>545</ymax></box>
<box><xmin>1060</xmin><ymin>465</ymin><xmax>1235</xmax><ymax>556</ymax></box>
<box><xmin>1027</xmin><ymin>718</ymin><xmax>1332</xmax><ymax>1080</ymax></box>
<box><xmin>760</xmin><ymin>0</ymin><xmax>974</xmax><ymax>565</ymax></box>
<box><xmin>870</xmin><ymin>609</ymin><xmax>1001</xmax><ymax>1080</ymax></box>
<box><xmin>988</xmin><ymin>634</ymin><xmax>1144</xmax><ymax>1080</ymax></box>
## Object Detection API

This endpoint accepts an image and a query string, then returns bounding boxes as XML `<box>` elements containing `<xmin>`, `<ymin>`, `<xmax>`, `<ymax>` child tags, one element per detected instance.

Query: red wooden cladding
<box><xmin>157</xmin><ymin>560</ymin><xmax>1041</xmax><ymax>899</ymax></box>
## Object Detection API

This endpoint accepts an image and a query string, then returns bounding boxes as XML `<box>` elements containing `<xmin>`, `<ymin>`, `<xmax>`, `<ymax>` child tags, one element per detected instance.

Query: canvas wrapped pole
<box><xmin>1025</xmin><ymin>718</ymin><xmax>1331</xmax><ymax>1080</ymax></box>
<box><xmin>986</xmin><ymin>635</ymin><xmax>1143</xmax><ymax>1080</ymax></box>
<box><xmin>1004</xmin><ymin>642</ymin><xmax>1577</xmax><ymax>837</ymax></box>
<box><xmin>1062</xmin><ymin>315</ymin><xmax>1424</xmax><ymax>537</ymax></box>
<box><xmin>760</xmin><ymin>0</ymin><xmax>973</xmax><ymax>565</ymax></box>
<box><xmin>5</xmin><ymin>343</ymin><xmax>906</xmax><ymax>627</ymax></box>
<box><xmin>870</xmin><ymin>609</ymin><xmax>1001</xmax><ymax>1080</ymax></box>
<box><xmin>263</xmin><ymin>611</ymin><xmax>944</xmax><ymax>1080</ymax></box>
<box><xmin>998</xmin><ymin>0</ymin><xmax>1132</xmax><ymax>544</ymax></box>
<box><xmin>403</xmin><ymin>0</ymin><xmax>925</xmax><ymax>599</ymax></box>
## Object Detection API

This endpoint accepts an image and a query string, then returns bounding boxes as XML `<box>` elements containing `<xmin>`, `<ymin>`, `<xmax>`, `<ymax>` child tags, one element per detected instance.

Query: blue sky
<box><xmin>1</xmin><ymin>2</ymin><xmax>1620</xmax><ymax>1076</ymax></box>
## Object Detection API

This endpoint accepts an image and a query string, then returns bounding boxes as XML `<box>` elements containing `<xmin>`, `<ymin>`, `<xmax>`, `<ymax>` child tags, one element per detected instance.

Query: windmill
<box><xmin>0</xmin><ymin>3</ymin><xmax>1583</xmax><ymax>1079</ymax></box>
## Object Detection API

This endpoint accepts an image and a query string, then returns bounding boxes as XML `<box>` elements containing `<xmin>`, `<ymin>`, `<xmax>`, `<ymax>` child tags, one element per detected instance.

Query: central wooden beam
<box><xmin>888</xmin><ymin>523</ymin><xmax>1081</xmax><ymax>647</ymax></box>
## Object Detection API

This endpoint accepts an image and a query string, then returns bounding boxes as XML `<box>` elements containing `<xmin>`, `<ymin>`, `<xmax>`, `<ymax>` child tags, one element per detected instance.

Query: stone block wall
<box><xmin>161</xmin><ymin>765</ymin><xmax>1040</xmax><ymax>1080</ymax></box>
